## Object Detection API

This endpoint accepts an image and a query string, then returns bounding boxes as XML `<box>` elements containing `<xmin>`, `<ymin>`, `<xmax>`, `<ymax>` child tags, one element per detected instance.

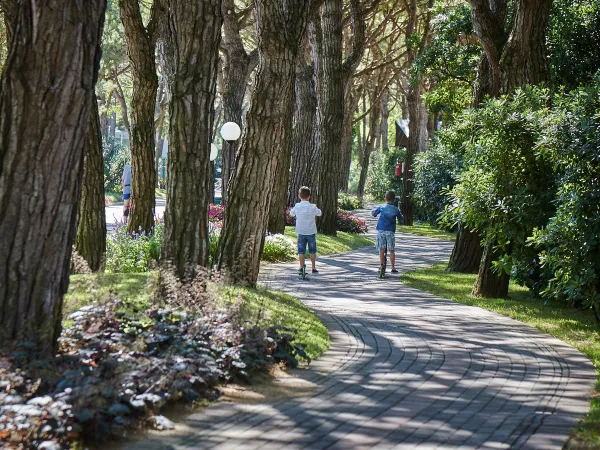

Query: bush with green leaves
<box><xmin>441</xmin><ymin>87</ymin><xmax>556</xmax><ymax>280</ymax></box>
<box><xmin>413</xmin><ymin>125</ymin><xmax>466</xmax><ymax>224</ymax></box>
<box><xmin>106</xmin><ymin>222</ymin><xmax>163</xmax><ymax>273</ymax></box>
<box><xmin>532</xmin><ymin>80</ymin><xmax>600</xmax><ymax>307</ymax></box>
<box><xmin>103</xmin><ymin>136</ymin><xmax>130</xmax><ymax>193</ymax></box>
<box><xmin>338</xmin><ymin>192</ymin><xmax>364</xmax><ymax>210</ymax></box>
<box><xmin>366</xmin><ymin>147</ymin><xmax>405</xmax><ymax>200</ymax></box>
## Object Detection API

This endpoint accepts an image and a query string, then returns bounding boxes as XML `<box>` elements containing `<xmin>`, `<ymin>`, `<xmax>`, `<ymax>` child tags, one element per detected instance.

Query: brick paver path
<box><xmin>122</xmin><ymin>208</ymin><xmax>595</xmax><ymax>449</ymax></box>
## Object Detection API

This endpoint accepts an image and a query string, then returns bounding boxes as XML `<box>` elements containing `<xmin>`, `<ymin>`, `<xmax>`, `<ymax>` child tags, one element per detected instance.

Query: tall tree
<box><xmin>467</xmin><ymin>0</ymin><xmax>552</xmax><ymax>298</ymax></box>
<box><xmin>220</xmin><ymin>0</ymin><xmax>258</xmax><ymax>206</ymax></box>
<box><xmin>287</xmin><ymin>46</ymin><xmax>318</xmax><ymax>208</ymax></box>
<box><xmin>162</xmin><ymin>0</ymin><xmax>222</xmax><ymax>277</ymax></box>
<box><xmin>75</xmin><ymin>95</ymin><xmax>107</xmax><ymax>272</ymax></box>
<box><xmin>119</xmin><ymin>0</ymin><xmax>165</xmax><ymax>235</ymax></box>
<box><xmin>400</xmin><ymin>0</ymin><xmax>434</xmax><ymax>226</ymax></box>
<box><xmin>0</xmin><ymin>0</ymin><xmax>106</xmax><ymax>354</ymax></box>
<box><xmin>216</xmin><ymin>0</ymin><xmax>316</xmax><ymax>286</ymax></box>
<box><xmin>316</xmin><ymin>0</ymin><xmax>366</xmax><ymax>234</ymax></box>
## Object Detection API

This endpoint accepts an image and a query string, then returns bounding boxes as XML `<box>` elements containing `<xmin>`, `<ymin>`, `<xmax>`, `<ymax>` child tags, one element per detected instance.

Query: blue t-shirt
<box><xmin>372</xmin><ymin>203</ymin><xmax>404</xmax><ymax>232</ymax></box>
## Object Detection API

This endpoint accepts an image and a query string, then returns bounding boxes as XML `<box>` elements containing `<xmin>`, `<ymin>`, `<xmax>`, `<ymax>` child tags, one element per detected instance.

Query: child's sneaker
<box><xmin>391</xmin><ymin>268</ymin><xmax>398</xmax><ymax>274</ymax></box>
<box><xmin>312</xmin><ymin>268</ymin><xmax>319</xmax><ymax>274</ymax></box>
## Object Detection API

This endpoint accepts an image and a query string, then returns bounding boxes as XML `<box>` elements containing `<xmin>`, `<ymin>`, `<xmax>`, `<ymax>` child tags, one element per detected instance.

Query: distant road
<box><xmin>105</xmin><ymin>189</ymin><xmax>221</xmax><ymax>232</ymax></box>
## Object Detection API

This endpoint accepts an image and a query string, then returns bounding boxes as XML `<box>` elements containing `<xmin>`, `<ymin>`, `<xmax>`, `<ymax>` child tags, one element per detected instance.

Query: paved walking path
<box><xmin>121</xmin><ymin>208</ymin><xmax>595</xmax><ymax>449</ymax></box>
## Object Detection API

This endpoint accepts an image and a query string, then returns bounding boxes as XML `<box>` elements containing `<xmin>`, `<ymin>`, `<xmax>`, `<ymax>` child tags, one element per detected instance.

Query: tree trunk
<box><xmin>316</xmin><ymin>0</ymin><xmax>345</xmax><ymax>235</ymax></box>
<box><xmin>215</xmin><ymin>0</ymin><xmax>312</xmax><ymax>286</ymax></box>
<box><xmin>287</xmin><ymin>58</ymin><xmax>317</xmax><ymax>208</ymax></box>
<box><xmin>120</xmin><ymin>0</ymin><xmax>165</xmax><ymax>236</ymax></box>
<box><xmin>399</xmin><ymin>0</ymin><xmax>433</xmax><ymax>226</ymax></box>
<box><xmin>338</xmin><ymin>82</ymin><xmax>361</xmax><ymax>192</ymax></box>
<box><xmin>472</xmin><ymin>242</ymin><xmax>510</xmax><ymax>298</ymax></box>
<box><xmin>162</xmin><ymin>0</ymin><xmax>222</xmax><ymax>277</ymax></box>
<box><xmin>267</xmin><ymin>147</ymin><xmax>291</xmax><ymax>234</ymax></box>
<box><xmin>447</xmin><ymin>223</ymin><xmax>483</xmax><ymax>273</ymax></box>
<box><xmin>357</xmin><ymin>97</ymin><xmax>381</xmax><ymax>198</ymax></box>
<box><xmin>221</xmin><ymin>0</ymin><xmax>257</xmax><ymax>206</ymax></box>
<box><xmin>466</xmin><ymin>0</ymin><xmax>551</xmax><ymax>295</ymax></box>
<box><xmin>401</xmin><ymin>83</ymin><xmax>423</xmax><ymax>226</ymax></box>
<box><xmin>500</xmin><ymin>0</ymin><xmax>552</xmax><ymax>94</ymax></box>
<box><xmin>75</xmin><ymin>95</ymin><xmax>107</xmax><ymax>272</ymax></box>
<box><xmin>380</xmin><ymin>89</ymin><xmax>389</xmax><ymax>152</ymax></box>
<box><xmin>154</xmin><ymin>78</ymin><xmax>168</xmax><ymax>186</ymax></box>
<box><xmin>0</xmin><ymin>0</ymin><xmax>106</xmax><ymax>354</ymax></box>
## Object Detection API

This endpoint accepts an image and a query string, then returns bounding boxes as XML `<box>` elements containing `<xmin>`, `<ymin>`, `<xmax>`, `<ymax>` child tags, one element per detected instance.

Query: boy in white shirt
<box><xmin>290</xmin><ymin>186</ymin><xmax>322</xmax><ymax>274</ymax></box>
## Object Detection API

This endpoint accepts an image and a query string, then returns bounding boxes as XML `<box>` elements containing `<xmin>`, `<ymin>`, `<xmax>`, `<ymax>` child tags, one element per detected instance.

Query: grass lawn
<box><xmin>397</xmin><ymin>223</ymin><xmax>456</xmax><ymax>241</ymax></box>
<box><xmin>402</xmin><ymin>264</ymin><xmax>600</xmax><ymax>449</ymax></box>
<box><xmin>284</xmin><ymin>226</ymin><xmax>373</xmax><ymax>256</ymax></box>
<box><xmin>65</xmin><ymin>272</ymin><xmax>329</xmax><ymax>361</ymax></box>
<box><xmin>219</xmin><ymin>286</ymin><xmax>329</xmax><ymax>361</ymax></box>
<box><xmin>104</xmin><ymin>191</ymin><xmax>122</xmax><ymax>205</ymax></box>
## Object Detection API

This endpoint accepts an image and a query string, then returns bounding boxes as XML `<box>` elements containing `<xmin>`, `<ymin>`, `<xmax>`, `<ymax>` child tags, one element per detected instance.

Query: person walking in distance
<box><xmin>122</xmin><ymin>162</ymin><xmax>132</xmax><ymax>223</ymax></box>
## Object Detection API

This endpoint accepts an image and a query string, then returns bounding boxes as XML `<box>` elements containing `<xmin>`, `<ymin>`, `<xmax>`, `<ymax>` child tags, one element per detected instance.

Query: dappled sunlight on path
<box><xmin>118</xmin><ymin>208</ymin><xmax>595</xmax><ymax>449</ymax></box>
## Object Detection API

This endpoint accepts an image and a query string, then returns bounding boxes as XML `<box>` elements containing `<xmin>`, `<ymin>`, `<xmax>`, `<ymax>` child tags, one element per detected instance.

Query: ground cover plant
<box><xmin>402</xmin><ymin>264</ymin><xmax>600</xmax><ymax>448</ymax></box>
<box><xmin>0</xmin><ymin>270</ymin><xmax>329</xmax><ymax>449</ymax></box>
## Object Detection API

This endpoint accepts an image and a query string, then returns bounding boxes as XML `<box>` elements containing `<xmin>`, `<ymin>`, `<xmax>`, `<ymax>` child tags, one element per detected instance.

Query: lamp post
<box><xmin>219</xmin><ymin>122</ymin><xmax>241</xmax><ymax>205</ymax></box>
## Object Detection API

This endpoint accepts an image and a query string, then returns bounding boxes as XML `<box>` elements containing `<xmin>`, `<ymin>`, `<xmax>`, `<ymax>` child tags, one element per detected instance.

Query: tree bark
<box><xmin>447</xmin><ymin>223</ymin><xmax>483</xmax><ymax>273</ymax></box>
<box><xmin>119</xmin><ymin>0</ymin><xmax>165</xmax><ymax>236</ymax></box>
<box><xmin>500</xmin><ymin>0</ymin><xmax>552</xmax><ymax>93</ymax></box>
<box><xmin>0</xmin><ymin>0</ymin><xmax>106</xmax><ymax>354</ymax></box>
<box><xmin>215</xmin><ymin>0</ymin><xmax>313</xmax><ymax>286</ymax></box>
<box><xmin>75</xmin><ymin>95</ymin><xmax>107</xmax><ymax>272</ymax></box>
<box><xmin>162</xmin><ymin>0</ymin><xmax>222</xmax><ymax>277</ymax></box>
<box><xmin>338</xmin><ymin>82</ymin><xmax>361</xmax><ymax>192</ymax></box>
<box><xmin>316</xmin><ymin>0</ymin><xmax>366</xmax><ymax>234</ymax></box>
<box><xmin>400</xmin><ymin>0</ymin><xmax>433</xmax><ymax>226</ymax></box>
<box><xmin>316</xmin><ymin>0</ymin><xmax>345</xmax><ymax>235</ymax></box>
<box><xmin>287</xmin><ymin>57</ymin><xmax>317</xmax><ymax>208</ymax></box>
<box><xmin>221</xmin><ymin>0</ymin><xmax>258</xmax><ymax>206</ymax></box>
<box><xmin>465</xmin><ymin>0</ymin><xmax>552</xmax><ymax>296</ymax></box>
<box><xmin>380</xmin><ymin>89</ymin><xmax>389</xmax><ymax>152</ymax></box>
<box><xmin>357</xmin><ymin>92</ymin><xmax>382</xmax><ymax>198</ymax></box>
<box><xmin>472</xmin><ymin>241</ymin><xmax>510</xmax><ymax>298</ymax></box>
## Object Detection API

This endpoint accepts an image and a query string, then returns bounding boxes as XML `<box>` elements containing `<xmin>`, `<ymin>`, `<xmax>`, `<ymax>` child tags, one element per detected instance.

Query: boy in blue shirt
<box><xmin>372</xmin><ymin>190</ymin><xmax>404</xmax><ymax>274</ymax></box>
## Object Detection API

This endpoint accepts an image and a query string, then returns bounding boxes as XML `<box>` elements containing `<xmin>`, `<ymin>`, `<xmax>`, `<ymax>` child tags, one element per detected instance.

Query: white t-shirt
<box><xmin>290</xmin><ymin>200</ymin><xmax>322</xmax><ymax>235</ymax></box>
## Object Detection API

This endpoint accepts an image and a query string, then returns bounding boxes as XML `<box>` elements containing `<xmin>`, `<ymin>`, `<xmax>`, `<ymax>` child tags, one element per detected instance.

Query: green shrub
<box><xmin>366</xmin><ymin>147</ymin><xmax>405</xmax><ymax>200</ymax></box>
<box><xmin>532</xmin><ymin>80</ymin><xmax>600</xmax><ymax>307</ymax></box>
<box><xmin>106</xmin><ymin>222</ymin><xmax>163</xmax><ymax>273</ymax></box>
<box><xmin>338</xmin><ymin>192</ymin><xmax>364</xmax><ymax>210</ymax></box>
<box><xmin>413</xmin><ymin>133</ymin><xmax>463</xmax><ymax>225</ymax></box>
<box><xmin>103</xmin><ymin>137</ymin><xmax>129</xmax><ymax>193</ymax></box>
<box><xmin>441</xmin><ymin>87</ymin><xmax>556</xmax><ymax>282</ymax></box>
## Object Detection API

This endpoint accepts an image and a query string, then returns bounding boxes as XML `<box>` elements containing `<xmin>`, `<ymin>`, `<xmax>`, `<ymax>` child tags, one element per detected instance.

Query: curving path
<box><xmin>122</xmin><ymin>208</ymin><xmax>595</xmax><ymax>450</ymax></box>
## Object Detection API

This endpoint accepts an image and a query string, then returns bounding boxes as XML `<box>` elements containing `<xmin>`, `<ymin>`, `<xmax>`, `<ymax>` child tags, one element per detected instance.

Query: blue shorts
<box><xmin>123</xmin><ymin>193</ymin><xmax>131</xmax><ymax>201</ymax></box>
<box><xmin>297</xmin><ymin>234</ymin><xmax>317</xmax><ymax>255</ymax></box>
<box><xmin>376</xmin><ymin>230</ymin><xmax>396</xmax><ymax>250</ymax></box>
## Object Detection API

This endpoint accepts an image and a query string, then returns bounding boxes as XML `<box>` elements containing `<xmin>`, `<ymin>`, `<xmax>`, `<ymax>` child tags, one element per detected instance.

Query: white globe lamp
<box><xmin>220</xmin><ymin>122</ymin><xmax>241</xmax><ymax>143</ymax></box>
<box><xmin>210</xmin><ymin>143</ymin><xmax>219</xmax><ymax>162</ymax></box>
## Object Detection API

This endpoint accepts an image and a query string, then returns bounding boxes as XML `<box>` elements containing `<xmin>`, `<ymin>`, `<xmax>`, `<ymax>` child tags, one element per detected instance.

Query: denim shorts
<box><xmin>298</xmin><ymin>234</ymin><xmax>317</xmax><ymax>254</ymax></box>
<box><xmin>376</xmin><ymin>231</ymin><xmax>396</xmax><ymax>250</ymax></box>
<box><xmin>123</xmin><ymin>193</ymin><xmax>131</xmax><ymax>201</ymax></box>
